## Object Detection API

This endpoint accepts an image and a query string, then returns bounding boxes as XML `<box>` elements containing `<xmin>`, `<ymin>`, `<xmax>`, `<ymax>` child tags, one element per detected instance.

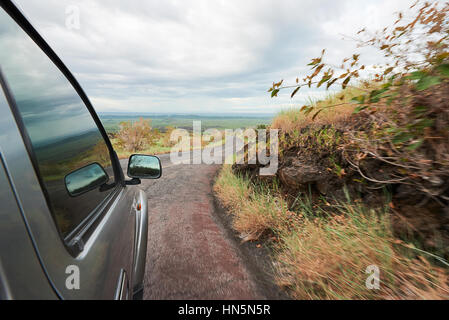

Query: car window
<box><xmin>0</xmin><ymin>9</ymin><xmax>116</xmax><ymax>239</ymax></box>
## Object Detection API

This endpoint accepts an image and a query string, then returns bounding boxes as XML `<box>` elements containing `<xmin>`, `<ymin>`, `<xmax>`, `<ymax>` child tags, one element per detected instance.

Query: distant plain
<box><xmin>99</xmin><ymin>113</ymin><xmax>273</xmax><ymax>133</ymax></box>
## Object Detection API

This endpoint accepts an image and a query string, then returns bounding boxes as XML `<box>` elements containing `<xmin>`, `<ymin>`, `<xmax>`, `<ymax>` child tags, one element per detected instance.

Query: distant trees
<box><xmin>116</xmin><ymin>117</ymin><xmax>151</xmax><ymax>152</ymax></box>
<box><xmin>114</xmin><ymin>118</ymin><xmax>179</xmax><ymax>153</ymax></box>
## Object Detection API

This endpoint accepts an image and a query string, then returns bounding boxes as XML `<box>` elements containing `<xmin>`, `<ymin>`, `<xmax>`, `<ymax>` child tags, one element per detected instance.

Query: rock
<box><xmin>278</xmin><ymin>158</ymin><xmax>328</xmax><ymax>190</ymax></box>
<box><xmin>316</xmin><ymin>179</ymin><xmax>330</xmax><ymax>195</ymax></box>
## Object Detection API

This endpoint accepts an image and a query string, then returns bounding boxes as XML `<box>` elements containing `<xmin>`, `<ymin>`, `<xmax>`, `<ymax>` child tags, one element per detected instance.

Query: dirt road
<box><xmin>121</xmin><ymin>147</ymin><xmax>271</xmax><ymax>300</ymax></box>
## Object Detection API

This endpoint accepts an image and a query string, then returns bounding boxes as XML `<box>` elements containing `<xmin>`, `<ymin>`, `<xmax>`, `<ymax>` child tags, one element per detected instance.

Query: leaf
<box><xmin>342</xmin><ymin>76</ymin><xmax>351</xmax><ymax>89</ymax></box>
<box><xmin>326</xmin><ymin>78</ymin><xmax>338</xmax><ymax>89</ymax></box>
<box><xmin>300</xmin><ymin>105</ymin><xmax>308</xmax><ymax>112</ymax></box>
<box><xmin>304</xmin><ymin>107</ymin><xmax>314</xmax><ymax>116</ymax></box>
<box><xmin>382</xmin><ymin>82</ymin><xmax>392</xmax><ymax>89</ymax></box>
<box><xmin>291</xmin><ymin>86</ymin><xmax>300</xmax><ymax>98</ymax></box>
<box><xmin>351</xmin><ymin>95</ymin><xmax>366</xmax><ymax>104</ymax></box>
<box><xmin>308</xmin><ymin>58</ymin><xmax>322</xmax><ymax>66</ymax></box>
<box><xmin>393</xmin><ymin>131</ymin><xmax>414</xmax><ymax>144</ymax></box>
<box><xmin>274</xmin><ymin>80</ymin><xmax>284</xmax><ymax>88</ymax></box>
<box><xmin>406</xmin><ymin>71</ymin><xmax>426</xmax><ymax>80</ymax></box>
<box><xmin>383</xmin><ymin>67</ymin><xmax>394</xmax><ymax>75</ymax></box>
<box><xmin>437</xmin><ymin>64</ymin><xmax>449</xmax><ymax>77</ymax></box>
<box><xmin>317</xmin><ymin>74</ymin><xmax>332</xmax><ymax>88</ymax></box>
<box><xmin>407</xmin><ymin>139</ymin><xmax>424</xmax><ymax>151</ymax></box>
<box><xmin>416</xmin><ymin>76</ymin><xmax>441</xmax><ymax>91</ymax></box>
<box><xmin>271</xmin><ymin>89</ymin><xmax>280</xmax><ymax>98</ymax></box>
<box><xmin>369</xmin><ymin>89</ymin><xmax>388</xmax><ymax>103</ymax></box>
<box><xmin>339</xmin><ymin>72</ymin><xmax>349</xmax><ymax>79</ymax></box>
<box><xmin>312</xmin><ymin>109</ymin><xmax>323</xmax><ymax>121</ymax></box>
<box><xmin>436</xmin><ymin>53</ymin><xmax>449</xmax><ymax>62</ymax></box>
<box><xmin>389</xmin><ymin>74</ymin><xmax>398</xmax><ymax>81</ymax></box>
<box><xmin>311</xmin><ymin>64</ymin><xmax>324</xmax><ymax>78</ymax></box>
<box><xmin>353</xmin><ymin>106</ymin><xmax>369</xmax><ymax>114</ymax></box>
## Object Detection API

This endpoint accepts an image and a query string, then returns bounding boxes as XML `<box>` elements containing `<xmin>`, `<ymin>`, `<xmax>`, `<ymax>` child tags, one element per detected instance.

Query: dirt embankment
<box><xmin>234</xmin><ymin>101</ymin><xmax>449</xmax><ymax>257</ymax></box>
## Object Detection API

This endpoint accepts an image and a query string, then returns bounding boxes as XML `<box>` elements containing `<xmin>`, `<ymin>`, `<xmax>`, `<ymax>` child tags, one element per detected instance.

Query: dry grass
<box><xmin>272</xmin><ymin>87</ymin><xmax>364</xmax><ymax>134</ymax></box>
<box><xmin>214</xmin><ymin>166</ymin><xmax>290</xmax><ymax>241</ymax></box>
<box><xmin>214</xmin><ymin>165</ymin><xmax>449</xmax><ymax>300</ymax></box>
<box><xmin>112</xmin><ymin>132</ymin><xmax>225</xmax><ymax>160</ymax></box>
<box><xmin>277</xmin><ymin>202</ymin><xmax>449</xmax><ymax>300</ymax></box>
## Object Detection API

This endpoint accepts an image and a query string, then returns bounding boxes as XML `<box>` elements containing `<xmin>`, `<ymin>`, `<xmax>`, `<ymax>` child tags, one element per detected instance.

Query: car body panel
<box><xmin>0</xmin><ymin>70</ymin><xmax>140</xmax><ymax>299</ymax></box>
<box><xmin>0</xmin><ymin>1</ymin><xmax>150</xmax><ymax>299</ymax></box>
<box><xmin>0</xmin><ymin>88</ymin><xmax>57</xmax><ymax>300</ymax></box>
<box><xmin>132</xmin><ymin>188</ymin><xmax>149</xmax><ymax>293</ymax></box>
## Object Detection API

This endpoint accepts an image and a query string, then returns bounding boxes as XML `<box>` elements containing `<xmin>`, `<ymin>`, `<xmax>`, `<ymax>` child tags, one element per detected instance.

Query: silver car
<box><xmin>0</xmin><ymin>1</ymin><xmax>161</xmax><ymax>300</ymax></box>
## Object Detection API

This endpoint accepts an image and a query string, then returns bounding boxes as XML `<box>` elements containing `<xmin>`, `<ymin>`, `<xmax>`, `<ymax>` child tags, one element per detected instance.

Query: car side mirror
<box><xmin>65</xmin><ymin>163</ymin><xmax>109</xmax><ymax>197</ymax></box>
<box><xmin>127</xmin><ymin>155</ymin><xmax>162</xmax><ymax>180</ymax></box>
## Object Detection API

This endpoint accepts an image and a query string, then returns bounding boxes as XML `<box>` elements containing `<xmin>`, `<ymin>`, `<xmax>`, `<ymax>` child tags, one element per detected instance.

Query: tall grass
<box><xmin>272</xmin><ymin>87</ymin><xmax>366</xmax><ymax>134</ymax></box>
<box><xmin>214</xmin><ymin>166</ymin><xmax>449</xmax><ymax>300</ymax></box>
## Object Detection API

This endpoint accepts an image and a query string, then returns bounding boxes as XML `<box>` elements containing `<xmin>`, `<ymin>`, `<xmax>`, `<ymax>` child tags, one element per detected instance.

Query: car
<box><xmin>0</xmin><ymin>0</ymin><xmax>161</xmax><ymax>300</ymax></box>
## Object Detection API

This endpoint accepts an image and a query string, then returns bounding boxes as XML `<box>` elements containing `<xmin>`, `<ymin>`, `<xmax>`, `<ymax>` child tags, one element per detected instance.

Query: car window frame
<box><xmin>0</xmin><ymin>2</ymin><xmax>126</xmax><ymax>255</ymax></box>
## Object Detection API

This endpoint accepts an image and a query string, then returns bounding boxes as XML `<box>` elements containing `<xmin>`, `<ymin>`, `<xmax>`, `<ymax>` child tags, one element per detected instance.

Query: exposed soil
<box><xmin>121</xmin><ymin>148</ymin><xmax>284</xmax><ymax>300</ymax></box>
<box><xmin>233</xmin><ymin>118</ymin><xmax>449</xmax><ymax>257</ymax></box>
<box><xmin>211</xmin><ymin>178</ymin><xmax>289</xmax><ymax>300</ymax></box>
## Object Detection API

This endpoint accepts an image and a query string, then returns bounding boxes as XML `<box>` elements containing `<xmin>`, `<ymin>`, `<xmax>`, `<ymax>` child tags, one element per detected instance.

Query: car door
<box><xmin>0</xmin><ymin>4</ymin><xmax>137</xmax><ymax>299</ymax></box>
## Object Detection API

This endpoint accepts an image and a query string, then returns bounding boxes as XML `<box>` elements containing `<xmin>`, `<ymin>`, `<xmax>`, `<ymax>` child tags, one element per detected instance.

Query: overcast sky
<box><xmin>15</xmin><ymin>0</ymin><xmax>415</xmax><ymax>115</ymax></box>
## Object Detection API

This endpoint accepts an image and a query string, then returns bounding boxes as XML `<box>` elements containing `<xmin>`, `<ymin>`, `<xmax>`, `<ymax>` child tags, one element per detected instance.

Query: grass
<box><xmin>214</xmin><ymin>165</ymin><xmax>449</xmax><ymax>300</ymax></box>
<box><xmin>104</xmin><ymin>115</ymin><xmax>250</xmax><ymax>159</ymax></box>
<box><xmin>272</xmin><ymin>87</ymin><xmax>366</xmax><ymax>134</ymax></box>
<box><xmin>111</xmin><ymin>134</ymin><xmax>225</xmax><ymax>159</ymax></box>
<box><xmin>111</xmin><ymin>137</ymin><xmax>173</xmax><ymax>159</ymax></box>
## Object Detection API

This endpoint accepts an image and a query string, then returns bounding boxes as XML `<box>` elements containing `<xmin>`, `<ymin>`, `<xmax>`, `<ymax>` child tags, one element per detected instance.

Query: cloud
<box><xmin>15</xmin><ymin>0</ymin><xmax>415</xmax><ymax>114</ymax></box>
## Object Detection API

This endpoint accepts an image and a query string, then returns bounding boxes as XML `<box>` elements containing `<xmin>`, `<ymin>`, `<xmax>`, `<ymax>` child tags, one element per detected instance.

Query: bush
<box><xmin>115</xmin><ymin>117</ymin><xmax>151</xmax><ymax>152</ymax></box>
<box><xmin>269</xmin><ymin>0</ymin><xmax>449</xmax><ymax>205</ymax></box>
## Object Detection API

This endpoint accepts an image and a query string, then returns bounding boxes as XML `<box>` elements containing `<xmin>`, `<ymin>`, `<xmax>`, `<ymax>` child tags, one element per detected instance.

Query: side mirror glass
<box><xmin>128</xmin><ymin>155</ymin><xmax>162</xmax><ymax>180</ymax></box>
<box><xmin>65</xmin><ymin>163</ymin><xmax>109</xmax><ymax>197</ymax></box>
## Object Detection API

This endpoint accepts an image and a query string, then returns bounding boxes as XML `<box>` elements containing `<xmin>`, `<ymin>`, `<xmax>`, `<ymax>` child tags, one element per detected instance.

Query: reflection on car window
<box><xmin>65</xmin><ymin>163</ymin><xmax>109</xmax><ymax>197</ymax></box>
<box><xmin>0</xmin><ymin>10</ymin><xmax>116</xmax><ymax>238</ymax></box>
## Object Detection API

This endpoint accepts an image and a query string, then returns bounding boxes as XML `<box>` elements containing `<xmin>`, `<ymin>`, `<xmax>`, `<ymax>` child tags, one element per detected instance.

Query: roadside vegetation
<box><xmin>214</xmin><ymin>1</ymin><xmax>449</xmax><ymax>299</ymax></box>
<box><xmin>215</xmin><ymin>166</ymin><xmax>449</xmax><ymax>299</ymax></box>
<box><xmin>109</xmin><ymin>117</ymin><xmax>225</xmax><ymax>159</ymax></box>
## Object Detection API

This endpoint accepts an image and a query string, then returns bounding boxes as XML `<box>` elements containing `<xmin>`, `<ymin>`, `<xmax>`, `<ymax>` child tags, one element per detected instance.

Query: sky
<box><xmin>14</xmin><ymin>0</ymin><xmax>415</xmax><ymax>115</ymax></box>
